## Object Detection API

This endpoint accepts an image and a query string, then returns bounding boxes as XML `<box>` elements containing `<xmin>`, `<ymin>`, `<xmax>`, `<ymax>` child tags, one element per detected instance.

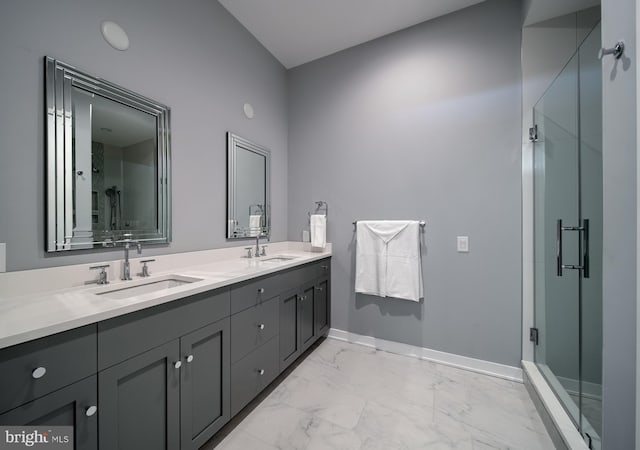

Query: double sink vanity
<box><xmin>0</xmin><ymin>57</ymin><xmax>329</xmax><ymax>449</ymax></box>
<box><xmin>0</xmin><ymin>244</ymin><xmax>332</xmax><ymax>449</ymax></box>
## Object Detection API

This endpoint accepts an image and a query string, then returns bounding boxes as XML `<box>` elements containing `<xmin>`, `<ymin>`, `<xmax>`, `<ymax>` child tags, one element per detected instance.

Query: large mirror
<box><xmin>46</xmin><ymin>57</ymin><xmax>171</xmax><ymax>252</ymax></box>
<box><xmin>227</xmin><ymin>133</ymin><xmax>270</xmax><ymax>239</ymax></box>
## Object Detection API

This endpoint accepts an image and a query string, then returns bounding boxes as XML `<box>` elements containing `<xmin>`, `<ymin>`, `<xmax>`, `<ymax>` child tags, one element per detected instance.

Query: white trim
<box><xmin>522</xmin><ymin>138</ymin><xmax>535</xmax><ymax>363</ymax></box>
<box><xmin>555</xmin><ymin>375</ymin><xmax>602</xmax><ymax>400</ymax></box>
<box><xmin>328</xmin><ymin>328</ymin><xmax>523</xmax><ymax>383</ymax></box>
<box><xmin>523</xmin><ymin>361</ymin><xmax>590</xmax><ymax>450</ymax></box>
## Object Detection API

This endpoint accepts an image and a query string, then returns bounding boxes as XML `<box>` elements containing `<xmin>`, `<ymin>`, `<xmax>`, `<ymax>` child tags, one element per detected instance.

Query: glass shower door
<box><xmin>533</xmin><ymin>50</ymin><xmax>582</xmax><ymax>427</ymax></box>
<box><xmin>533</xmin><ymin>23</ymin><xmax>602</xmax><ymax>447</ymax></box>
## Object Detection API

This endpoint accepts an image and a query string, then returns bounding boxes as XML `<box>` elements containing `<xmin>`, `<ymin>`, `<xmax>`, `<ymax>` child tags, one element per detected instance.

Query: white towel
<box><xmin>249</xmin><ymin>215</ymin><xmax>262</xmax><ymax>237</ymax></box>
<box><xmin>310</xmin><ymin>214</ymin><xmax>327</xmax><ymax>249</ymax></box>
<box><xmin>355</xmin><ymin>220</ymin><xmax>423</xmax><ymax>302</ymax></box>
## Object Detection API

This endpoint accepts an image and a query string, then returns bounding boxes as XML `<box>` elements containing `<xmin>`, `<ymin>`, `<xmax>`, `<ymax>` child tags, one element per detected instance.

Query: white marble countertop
<box><xmin>0</xmin><ymin>242</ymin><xmax>331</xmax><ymax>350</ymax></box>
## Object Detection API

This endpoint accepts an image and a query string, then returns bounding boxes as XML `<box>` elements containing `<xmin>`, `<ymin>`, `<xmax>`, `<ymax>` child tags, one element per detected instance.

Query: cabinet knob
<box><xmin>258</xmin><ymin>323</ymin><xmax>265</xmax><ymax>330</ymax></box>
<box><xmin>257</xmin><ymin>369</ymin><xmax>265</xmax><ymax>376</ymax></box>
<box><xmin>186</xmin><ymin>355</ymin><xmax>194</xmax><ymax>363</ymax></box>
<box><xmin>85</xmin><ymin>406</ymin><xmax>98</xmax><ymax>417</ymax></box>
<box><xmin>315</xmin><ymin>286</ymin><xmax>324</xmax><ymax>291</ymax></box>
<box><xmin>257</xmin><ymin>288</ymin><xmax>265</xmax><ymax>294</ymax></box>
<box><xmin>321</xmin><ymin>265</ymin><xmax>328</xmax><ymax>270</ymax></box>
<box><xmin>32</xmin><ymin>367</ymin><xmax>46</xmax><ymax>379</ymax></box>
<box><xmin>174</xmin><ymin>361</ymin><xmax>182</xmax><ymax>369</ymax></box>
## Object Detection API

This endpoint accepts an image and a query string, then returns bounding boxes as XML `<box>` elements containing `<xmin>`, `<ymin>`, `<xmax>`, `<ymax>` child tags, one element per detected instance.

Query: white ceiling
<box><xmin>218</xmin><ymin>0</ymin><xmax>486</xmax><ymax>68</ymax></box>
<box><xmin>523</xmin><ymin>0</ymin><xmax>600</xmax><ymax>26</ymax></box>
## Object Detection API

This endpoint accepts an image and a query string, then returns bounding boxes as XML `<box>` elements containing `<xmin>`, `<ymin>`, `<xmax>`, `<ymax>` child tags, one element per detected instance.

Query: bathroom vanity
<box><xmin>0</xmin><ymin>248</ymin><xmax>331</xmax><ymax>450</ymax></box>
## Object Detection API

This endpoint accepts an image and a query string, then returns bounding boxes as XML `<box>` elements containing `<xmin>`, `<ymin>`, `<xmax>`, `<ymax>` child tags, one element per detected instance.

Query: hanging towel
<box><xmin>249</xmin><ymin>215</ymin><xmax>262</xmax><ymax>236</ymax></box>
<box><xmin>310</xmin><ymin>214</ymin><xmax>327</xmax><ymax>249</ymax></box>
<box><xmin>355</xmin><ymin>220</ymin><xmax>423</xmax><ymax>302</ymax></box>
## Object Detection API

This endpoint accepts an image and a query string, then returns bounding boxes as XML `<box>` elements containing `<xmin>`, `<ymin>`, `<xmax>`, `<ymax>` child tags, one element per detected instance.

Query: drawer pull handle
<box><xmin>32</xmin><ymin>367</ymin><xmax>46</xmax><ymax>379</ymax></box>
<box><xmin>258</xmin><ymin>323</ymin><xmax>265</xmax><ymax>330</ymax></box>
<box><xmin>321</xmin><ymin>265</ymin><xmax>328</xmax><ymax>270</ymax></box>
<box><xmin>257</xmin><ymin>369</ymin><xmax>265</xmax><ymax>376</ymax></box>
<box><xmin>257</xmin><ymin>288</ymin><xmax>265</xmax><ymax>294</ymax></box>
<box><xmin>85</xmin><ymin>406</ymin><xmax>98</xmax><ymax>417</ymax></box>
<box><xmin>174</xmin><ymin>361</ymin><xmax>182</xmax><ymax>369</ymax></box>
<box><xmin>316</xmin><ymin>287</ymin><xmax>324</xmax><ymax>291</ymax></box>
<box><xmin>186</xmin><ymin>355</ymin><xmax>194</xmax><ymax>363</ymax></box>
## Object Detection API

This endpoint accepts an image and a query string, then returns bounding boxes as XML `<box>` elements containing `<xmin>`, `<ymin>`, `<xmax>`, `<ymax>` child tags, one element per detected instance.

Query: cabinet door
<box><xmin>0</xmin><ymin>375</ymin><xmax>97</xmax><ymax>450</ymax></box>
<box><xmin>299</xmin><ymin>283</ymin><xmax>317</xmax><ymax>352</ymax></box>
<box><xmin>315</xmin><ymin>278</ymin><xmax>330</xmax><ymax>336</ymax></box>
<box><xmin>99</xmin><ymin>340</ymin><xmax>180</xmax><ymax>450</ymax></box>
<box><xmin>180</xmin><ymin>319</ymin><xmax>230</xmax><ymax>450</ymax></box>
<box><xmin>279</xmin><ymin>289</ymin><xmax>300</xmax><ymax>371</ymax></box>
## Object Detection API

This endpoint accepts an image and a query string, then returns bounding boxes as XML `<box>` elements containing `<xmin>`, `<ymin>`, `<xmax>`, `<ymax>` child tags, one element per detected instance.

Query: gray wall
<box><xmin>288</xmin><ymin>0</ymin><xmax>523</xmax><ymax>367</ymax></box>
<box><xmin>601</xmin><ymin>0</ymin><xmax>637</xmax><ymax>446</ymax></box>
<box><xmin>0</xmin><ymin>0</ymin><xmax>288</xmax><ymax>271</ymax></box>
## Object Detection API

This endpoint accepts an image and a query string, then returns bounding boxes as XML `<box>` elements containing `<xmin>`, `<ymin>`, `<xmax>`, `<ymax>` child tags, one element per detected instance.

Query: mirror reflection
<box><xmin>46</xmin><ymin>57</ymin><xmax>171</xmax><ymax>251</ymax></box>
<box><xmin>227</xmin><ymin>133</ymin><xmax>270</xmax><ymax>239</ymax></box>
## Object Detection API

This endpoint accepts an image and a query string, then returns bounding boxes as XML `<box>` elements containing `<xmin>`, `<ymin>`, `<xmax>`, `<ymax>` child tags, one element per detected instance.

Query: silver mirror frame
<box><xmin>227</xmin><ymin>133</ymin><xmax>271</xmax><ymax>239</ymax></box>
<box><xmin>45</xmin><ymin>57</ymin><xmax>171</xmax><ymax>252</ymax></box>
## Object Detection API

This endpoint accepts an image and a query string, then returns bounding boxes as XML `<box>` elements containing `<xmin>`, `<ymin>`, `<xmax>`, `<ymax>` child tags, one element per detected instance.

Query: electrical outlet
<box><xmin>0</xmin><ymin>243</ymin><xmax>5</xmax><ymax>272</ymax></box>
<box><xmin>457</xmin><ymin>236</ymin><xmax>469</xmax><ymax>253</ymax></box>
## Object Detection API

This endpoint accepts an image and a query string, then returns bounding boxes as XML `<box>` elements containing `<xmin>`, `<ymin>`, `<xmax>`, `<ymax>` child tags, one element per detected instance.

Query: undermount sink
<box><xmin>259</xmin><ymin>255</ymin><xmax>298</xmax><ymax>263</ymax></box>
<box><xmin>96</xmin><ymin>275</ymin><xmax>203</xmax><ymax>299</ymax></box>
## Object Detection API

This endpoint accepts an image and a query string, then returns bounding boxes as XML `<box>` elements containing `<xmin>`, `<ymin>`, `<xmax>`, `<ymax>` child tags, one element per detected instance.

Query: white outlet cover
<box><xmin>457</xmin><ymin>236</ymin><xmax>469</xmax><ymax>253</ymax></box>
<box><xmin>0</xmin><ymin>243</ymin><xmax>5</xmax><ymax>272</ymax></box>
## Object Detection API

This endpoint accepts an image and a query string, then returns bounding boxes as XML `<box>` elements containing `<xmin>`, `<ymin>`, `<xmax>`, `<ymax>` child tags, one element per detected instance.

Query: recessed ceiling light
<box><xmin>101</xmin><ymin>21</ymin><xmax>130</xmax><ymax>51</ymax></box>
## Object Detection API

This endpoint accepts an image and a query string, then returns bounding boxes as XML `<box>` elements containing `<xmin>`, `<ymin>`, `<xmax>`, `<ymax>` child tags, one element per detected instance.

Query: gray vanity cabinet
<box><xmin>279</xmin><ymin>288</ymin><xmax>302</xmax><ymax>371</ymax></box>
<box><xmin>180</xmin><ymin>319</ymin><xmax>230</xmax><ymax>449</ymax></box>
<box><xmin>315</xmin><ymin>278</ymin><xmax>330</xmax><ymax>336</ymax></box>
<box><xmin>0</xmin><ymin>257</ymin><xmax>330</xmax><ymax>450</ymax></box>
<box><xmin>299</xmin><ymin>282</ymin><xmax>318</xmax><ymax>352</ymax></box>
<box><xmin>97</xmin><ymin>288</ymin><xmax>231</xmax><ymax>450</ymax></box>
<box><xmin>279</xmin><ymin>258</ymin><xmax>331</xmax><ymax>372</ymax></box>
<box><xmin>98</xmin><ymin>319</ymin><xmax>231</xmax><ymax>450</ymax></box>
<box><xmin>98</xmin><ymin>340</ymin><xmax>181</xmax><ymax>450</ymax></box>
<box><xmin>0</xmin><ymin>375</ymin><xmax>98</xmax><ymax>450</ymax></box>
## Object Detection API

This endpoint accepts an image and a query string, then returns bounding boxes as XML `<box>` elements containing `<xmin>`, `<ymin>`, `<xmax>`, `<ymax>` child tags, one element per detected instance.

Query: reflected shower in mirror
<box><xmin>227</xmin><ymin>133</ymin><xmax>270</xmax><ymax>239</ymax></box>
<box><xmin>46</xmin><ymin>57</ymin><xmax>171</xmax><ymax>252</ymax></box>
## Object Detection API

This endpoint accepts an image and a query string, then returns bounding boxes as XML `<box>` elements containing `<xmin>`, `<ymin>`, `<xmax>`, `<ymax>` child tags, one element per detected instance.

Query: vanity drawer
<box><xmin>231</xmin><ymin>297</ymin><xmax>279</xmax><ymax>363</ymax></box>
<box><xmin>230</xmin><ymin>274</ymin><xmax>281</xmax><ymax>314</ymax></box>
<box><xmin>0</xmin><ymin>325</ymin><xmax>97</xmax><ymax>414</ymax></box>
<box><xmin>230</xmin><ymin>336</ymin><xmax>279</xmax><ymax>417</ymax></box>
<box><xmin>98</xmin><ymin>288</ymin><xmax>230</xmax><ymax>370</ymax></box>
<box><xmin>279</xmin><ymin>258</ymin><xmax>331</xmax><ymax>288</ymax></box>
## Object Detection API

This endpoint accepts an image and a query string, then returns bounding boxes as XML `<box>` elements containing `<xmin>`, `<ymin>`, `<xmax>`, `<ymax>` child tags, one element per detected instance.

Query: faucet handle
<box><xmin>90</xmin><ymin>264</ymin><xmax>110</xmax><ymax>285</ymax></box>
<box><xmin>244</xmin><ymin>247</ymin><xmax>253</xmax><ymax>258</ymax></box>
<box><xmin>139</xmin><ymin>259</ymin><xmax>155</xmax><ymax>277</ymax></box>
<box><xmin>261</xmin><ymin>245</ymin><xmax>267</xmax><ymax>256</ymax></box>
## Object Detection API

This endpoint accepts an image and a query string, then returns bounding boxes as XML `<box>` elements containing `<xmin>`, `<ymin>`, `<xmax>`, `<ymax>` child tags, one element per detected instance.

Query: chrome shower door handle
<box><xmin>556</xmin><ymin>219</ymin><xmax>563</xmax><ymax>276</ymax></box>
<box><xmin>582</xmin><ymin>219</ymin><xmax>589</xmax><ymax>279</ymax></box>
<box><xmin>556</xmin><ymin>218</ymin><xmax>589</xmax><ymax>278</ymax></box>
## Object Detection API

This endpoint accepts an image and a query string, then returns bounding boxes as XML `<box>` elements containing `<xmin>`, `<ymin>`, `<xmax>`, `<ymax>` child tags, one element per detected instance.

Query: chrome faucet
<box><xmin>255</xmin><ymin>235</ymin><xmax>261</xmax><ymax>257</ymax></box>
<box><xmin>122</xmin><ymin>240</ymin><xmax>142</xmax><ymax>280</ymax></box>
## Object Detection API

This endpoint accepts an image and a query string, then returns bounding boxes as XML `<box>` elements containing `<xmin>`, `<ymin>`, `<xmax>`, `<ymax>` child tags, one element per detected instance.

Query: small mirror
<box><xmin>227</xmin><ymin>133</ymin><xmax>270</xmax><ymax>239</ymax></box>
<box><xmin>45</xmin><ymin>57</ymin><xmax>171</xmax><ymax>251</ymax></box>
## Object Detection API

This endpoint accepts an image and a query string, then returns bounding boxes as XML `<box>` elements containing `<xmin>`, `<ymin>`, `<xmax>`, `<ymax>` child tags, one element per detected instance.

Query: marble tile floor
<box><xmin>203</xmin><ymin>338</ymin><xmax>554</xmax><ymax>450</ymax></box>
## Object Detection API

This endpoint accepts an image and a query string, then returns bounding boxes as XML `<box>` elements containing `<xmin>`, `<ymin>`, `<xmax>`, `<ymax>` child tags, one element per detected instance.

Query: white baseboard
<box><xmin>327</xmin><ymin>328</ymin><xmax>523</xmax><ymax>383</ymax></box>
<box><xmin>556</xmin><ymin>375</ymin><xmax>602</xmax><ymax>400</ymax></box>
